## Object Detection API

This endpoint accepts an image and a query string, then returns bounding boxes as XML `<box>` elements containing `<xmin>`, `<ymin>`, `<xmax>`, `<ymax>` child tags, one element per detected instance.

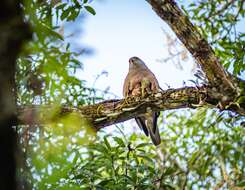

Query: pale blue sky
<box><xmin>71</xmin><ymin>0</ymin><xmax>244</xmax><ymax>139</ymax></box>
<box><xmin>77</xmin><ymin>0</ymin><xmax>195</xmax><ymax>98</ymax></box>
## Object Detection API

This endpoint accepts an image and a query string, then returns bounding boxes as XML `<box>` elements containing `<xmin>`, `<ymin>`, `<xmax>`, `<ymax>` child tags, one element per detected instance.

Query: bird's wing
<box><xmin>149</xmin><ymin>74</ymin><xmax>160</xmax><ymax>92</ymax></box>
<box><xmin>140</xmin><ymin>69</ymin><xmax>159</xmax><ymax>93</ymax></box>
<box><xmin>152</xmin><ymin>112</ymin><xmax>160</xmax><ymax>133</ymax></box>
<box><xmin>135</xmin><ymin>116</ymin><xmax>149</xmax><ymax>136</ymax></box>
<box><xmin>123</xmin><ymin>74</ymin><xmax>130</xmax><ymax>97</ymax></box>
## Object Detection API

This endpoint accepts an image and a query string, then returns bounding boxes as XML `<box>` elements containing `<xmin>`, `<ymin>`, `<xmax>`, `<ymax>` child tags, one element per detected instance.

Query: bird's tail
<box><xmin>146</xmin><ymin>112</ymin><xmax>161</xmax><ymax>146</ymax></box>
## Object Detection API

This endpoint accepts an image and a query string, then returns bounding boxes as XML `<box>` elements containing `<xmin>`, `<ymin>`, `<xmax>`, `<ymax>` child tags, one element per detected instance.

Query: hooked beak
<box><xmin>129</xmin><ymin>58</ymin><xmax>133</xmax><ymax>64</ymax></box>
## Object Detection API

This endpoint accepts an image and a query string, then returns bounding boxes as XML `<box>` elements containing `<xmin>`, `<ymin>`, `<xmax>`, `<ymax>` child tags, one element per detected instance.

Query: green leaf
<box><xmin>84</xmin><ymin>5</ymin><xmax>96</xmax><ymax>15</ymax></box>
<box><xmin>104</xmin><ymin>136</ymin><xmax>111</xmax><ymax>150</ymax></box>
<box><xmin>163</xmin><ymin>167</ymin><xmax>177</xmax><ymax>176</ymax></box>
<box><xmin>136</xmin><ymin>143</ymin><xmax>151</xmax><ymax>149</ymax></box>
<box><xmin>236</xmin><ymin>180</ymin><xmax>245</xmax><ymax>187</ymax></box>
<box><xmin>61</xmin><ymin>7</ymin><xmax>73</xmax><ymax>20</ymax></box>
<box><xmin>55</xmin><ymin>3</ymin><xmax>67</xmax><ymax>10</ymax></box>
<box><xmin>113</xmin><ymin>137</ymin><xmax>125</xmax><ymax>147</ymax></box>
<box><xmin>137</xmin><ymin>154</ymin><xmax>153</xmax><ymax>163</ymax></box>
<box><xmin>67</xmin><ymin>9</ymin><xmax>80</xmax><ymax>21</ymax></box>
<box><xmin>97</xmin><ymin>179</ymin><xmax>114</xmax><ymax>186</ymax></box>
<box><xmin>39</xmin><ymin>23</ymin><xmax>64</xmax><ymax>41</ymax></box>
<box><xmin>66</xmin><ymin>43</ymin><xmax>70</xmax><ymax>51</ymax></box>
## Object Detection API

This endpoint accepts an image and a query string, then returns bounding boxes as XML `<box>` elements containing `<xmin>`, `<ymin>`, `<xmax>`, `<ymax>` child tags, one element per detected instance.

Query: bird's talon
<box><xmin>117</xmin><ymin>96</ymin><xmax>131</xmax><ymax>110</ymax></box>
<box><xmin>96</xmin><ymin>104</ymin><xmax>104</xmax><ymax>115</ymax></box>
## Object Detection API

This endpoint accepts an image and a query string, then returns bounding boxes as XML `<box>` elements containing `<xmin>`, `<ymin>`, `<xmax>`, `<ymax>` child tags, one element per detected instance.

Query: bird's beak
<box><xmin>129</xmin><ymin>58</ymin><xmax>134</xmax><ymax>65</ymax></box>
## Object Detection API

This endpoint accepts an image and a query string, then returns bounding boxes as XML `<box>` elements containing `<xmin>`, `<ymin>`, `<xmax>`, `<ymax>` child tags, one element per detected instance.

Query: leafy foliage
<box><xmin>17</xmin><ymin>0</ymin><xmax>100</xmax><ymax>106</ymax></box>
<box><xmin>23</xmin><ymin>109</ymin><xmax>244</xmax><ymax>189</ymax></box>
<box><xmin>181</xmin><ymin>0</ymin><xmax>245</xmax><ymax>76</ymax></box>
<box><xmin>17</xmin><ymin>1</ymin><xmax>245</xmax><ymax>190</ymax></box>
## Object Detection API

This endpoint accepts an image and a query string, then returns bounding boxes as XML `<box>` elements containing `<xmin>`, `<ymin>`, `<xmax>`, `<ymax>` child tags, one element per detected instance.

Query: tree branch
<box><xmin>17</xmin><ymin>86</ymin><xmax>245</xmax><ymax>130</ymax></box>
<box><xmin>209</xmin><ymin>0</ymin><xmax>236</xmax><ymax>17</ymax></box>
<box><xmin>146</xmin><ymin>0</ymin><xmax>245</xmax><ymax>113</ymax></box>
<box><xmin>146</xmin><ymin>0</ymin><xmax>236</xmax><ymax>90</ymax></box>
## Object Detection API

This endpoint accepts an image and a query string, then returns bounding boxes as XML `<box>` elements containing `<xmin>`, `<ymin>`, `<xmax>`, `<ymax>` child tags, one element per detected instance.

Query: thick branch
<box><xmin>146</xmin><ymin>0</ymin><xmax>235</xmax><ymax>90</ymax></box>
<box><xmin>17</xmin><ymin>86</ymin><xmax>245</xmax><ymax>130</ymax></box>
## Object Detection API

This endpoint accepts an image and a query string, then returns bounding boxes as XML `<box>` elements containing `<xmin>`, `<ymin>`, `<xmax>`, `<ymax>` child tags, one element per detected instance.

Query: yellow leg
<box><xmin>116</xmin><ymin>96</ymin><xmax>131</xmax><ymax>110</ymax></box>
<box><xmin>96</xmin><ymin>104</ymin><xmax>104</xmax><ymax>115</ymax></box>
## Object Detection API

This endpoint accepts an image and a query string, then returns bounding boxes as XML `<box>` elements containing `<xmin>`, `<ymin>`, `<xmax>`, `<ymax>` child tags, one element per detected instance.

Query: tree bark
<box><xmin>146</xmin><ymin>0</ymin><xmax>233</xmax><ymax>87</ymax></box>
<box><xmin>145</xmin><ymin>0</ymin><xmax>244</xmax><ymax>112</ymax></box>
<box><xmin>17</xmin><ymin>86</ymin><xmax>245</xmax><ymax>130</ymax></box>
<box><xmin>0</xmin><ymin>0</ymin><xmax>31</xmax><ymax>189</ymax></box>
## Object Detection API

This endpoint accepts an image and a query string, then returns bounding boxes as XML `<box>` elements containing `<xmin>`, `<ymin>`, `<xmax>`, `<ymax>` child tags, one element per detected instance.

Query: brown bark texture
<box><xmin>145</xmin><ymin>0</ymin><xmax>244</xmax><ymax>114</ymax></box>
<box><xmin>18</xmin><ymin>86</ymin><xmax>244</xmax><ymax>130</ymax></box>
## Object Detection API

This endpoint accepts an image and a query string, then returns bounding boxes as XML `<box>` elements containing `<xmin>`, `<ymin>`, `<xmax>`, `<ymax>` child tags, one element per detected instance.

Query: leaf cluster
<box><xmin>182</xmin><ymin>0</ymin><xmax>244</xmax><ymax>75</ymax></box>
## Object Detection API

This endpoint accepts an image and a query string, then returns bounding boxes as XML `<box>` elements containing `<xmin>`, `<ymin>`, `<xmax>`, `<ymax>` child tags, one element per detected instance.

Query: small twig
<box><xmin>209</xmin><ymin>0</ymin><xmax>236</xmax><ymax>17</ymax></box>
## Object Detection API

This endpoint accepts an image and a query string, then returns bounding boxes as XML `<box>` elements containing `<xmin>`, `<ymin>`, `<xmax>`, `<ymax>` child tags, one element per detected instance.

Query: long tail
<box><xmin>135</xmin><ymin>112</ymin><xmax>161</xmax><ymax>146</ymax></box>
<box><xmin>135</xmin><ymin>116</ymin><xmax>149</xmax><ymax>136</ymax></box>
<box><xmin>147</xmin><ymin>112</ymin><xmax>161</xmax><ymax>146</ymax></box>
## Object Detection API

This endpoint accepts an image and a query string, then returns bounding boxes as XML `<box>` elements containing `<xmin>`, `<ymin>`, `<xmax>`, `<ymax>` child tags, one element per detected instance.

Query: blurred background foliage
<box><xmin>17</xmin><ymin>0</ymin><xmax>244</xmax><ymax>189</ymax></box>
<box><xmin>181</xmin><ymin>0</ymin><xmax>244</xmax><ymax>76</ymax></box>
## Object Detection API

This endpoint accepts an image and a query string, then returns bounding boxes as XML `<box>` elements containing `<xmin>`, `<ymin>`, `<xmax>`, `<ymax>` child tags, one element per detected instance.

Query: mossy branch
<box><xmin>17</xmin><ymin>86</ymin><xmax>245</xmax><ymax>130</ymax></box>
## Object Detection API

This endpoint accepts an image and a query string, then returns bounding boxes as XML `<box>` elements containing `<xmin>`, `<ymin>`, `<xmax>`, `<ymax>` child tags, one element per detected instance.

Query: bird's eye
<box><xmin>129</xmin><ymin>57</ymin><xmax>139</xmax><ymax>65</ymax></box>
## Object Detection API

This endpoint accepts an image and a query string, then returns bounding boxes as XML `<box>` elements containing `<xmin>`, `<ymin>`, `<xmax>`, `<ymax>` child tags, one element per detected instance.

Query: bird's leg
<box><xmin>141</xmin><ymin>79</ymin><xmax>150</xmax><ymax>98</ymax></box>
<box><xmin>123</xmin><ymin>96</ymin><xmax>131</xmax><ymax>105</ymax></box>
<box><xmin>116</xmin><ymin>95</ymin><xmax>132</xmax><ymax>110</ymax></box>
<box><xmin>96</xmin><ymin>104</ymin><xmax>104</xmax><ymax>115</ymax></box>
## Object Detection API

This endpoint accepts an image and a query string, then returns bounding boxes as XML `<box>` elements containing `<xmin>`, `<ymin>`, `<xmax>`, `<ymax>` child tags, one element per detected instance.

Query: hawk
<box><xmin>123</xmin><ymin>57</ymin><xmax>161</xmax><ymax>146</ymax></box>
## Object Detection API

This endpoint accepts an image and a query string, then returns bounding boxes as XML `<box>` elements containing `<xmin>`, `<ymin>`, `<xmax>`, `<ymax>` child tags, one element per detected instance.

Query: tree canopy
<box><xmin>0</xmin><ymin>0</ymin><xmax>244</xmax><ymax>190</ymax></box>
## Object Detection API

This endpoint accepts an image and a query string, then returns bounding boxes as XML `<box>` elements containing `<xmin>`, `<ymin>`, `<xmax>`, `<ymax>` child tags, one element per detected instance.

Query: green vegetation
<box><xmin>17</xmin><ymin>0</ymin><xmax>244</xmax><ymax>189</ymax></box>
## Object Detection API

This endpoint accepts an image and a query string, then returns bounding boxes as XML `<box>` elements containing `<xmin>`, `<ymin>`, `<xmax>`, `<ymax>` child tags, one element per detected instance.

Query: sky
<box><xmin>77</xmin><ymin>0</ymin><xmax>195</xmax><ymax>98</ymax></box>
<box><xmin>69</xmin><ymin>0</ymin><xmax>245</xmax><ymax>138</ymax></box>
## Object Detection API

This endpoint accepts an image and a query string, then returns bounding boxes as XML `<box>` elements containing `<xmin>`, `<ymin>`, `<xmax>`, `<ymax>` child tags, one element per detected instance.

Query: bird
<box><xmin>123</xmin><ymin>56</ymin><xmax>161</xmax><ymax>146</ymax></box>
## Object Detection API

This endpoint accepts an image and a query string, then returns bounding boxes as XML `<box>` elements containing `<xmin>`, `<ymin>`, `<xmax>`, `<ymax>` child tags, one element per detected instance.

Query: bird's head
<box><xmin>129</xmin><ymin>56</ymin><xmax>147</xmax><ymax>70</ymax></box>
